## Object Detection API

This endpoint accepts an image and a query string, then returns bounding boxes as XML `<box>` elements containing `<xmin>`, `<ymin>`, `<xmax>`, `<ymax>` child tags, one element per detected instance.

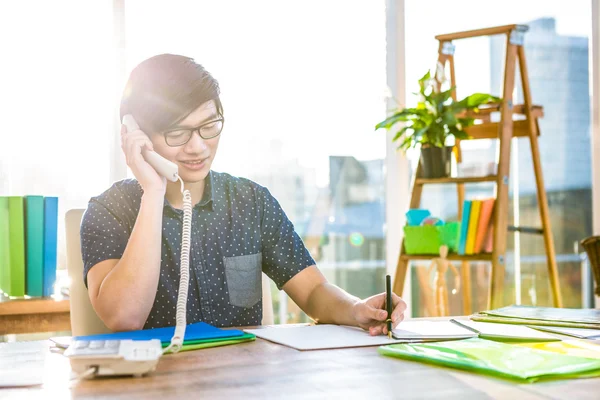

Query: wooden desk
<box><xmin>4</xmin><ymin>323</ymin><xmax>600</xmax><ymax>399</ymax></box>
<box><xmin>0</xmin><ymin>295</ymin><xmax>70</xmax><ymax>335</ymax></box>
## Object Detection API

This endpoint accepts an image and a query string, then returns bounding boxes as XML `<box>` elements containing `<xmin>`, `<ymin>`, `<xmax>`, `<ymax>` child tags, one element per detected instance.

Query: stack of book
<box><xmin>0</xmin><ymin>196</ymin><xmax>58</xmax><ymax>297</ymax></box>
<box><xmin>458</xmin><ymin>197</ymin><xmax>495</xmax><ymax>255</ymax></box>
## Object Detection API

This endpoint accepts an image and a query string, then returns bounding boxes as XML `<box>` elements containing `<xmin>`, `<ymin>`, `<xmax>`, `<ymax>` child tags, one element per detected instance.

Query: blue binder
<box><xmin>74</xmin><ymin>321</ymin><xmax>246</xmax><ymax>344</ymax></box>
<box><xmin>43</xmin><ymin>197</ymin><xmax>58</xmax><ymax>296</ymax></box>
<box><xmin>458</xmin><ymin>200</ymin><xmax>472</xmax><ymax>255</ymax></box>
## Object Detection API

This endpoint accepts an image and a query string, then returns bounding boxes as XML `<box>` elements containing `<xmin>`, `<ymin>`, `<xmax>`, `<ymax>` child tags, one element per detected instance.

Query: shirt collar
<box><xmin>197</xmin><ymin>170</ymin><xmax>215</xmax><ymax>209</ymax></box>
<box><xmin>163</xmin><ymin>170</ymin><xmax>215</xmax><ymax>213</ymax></box>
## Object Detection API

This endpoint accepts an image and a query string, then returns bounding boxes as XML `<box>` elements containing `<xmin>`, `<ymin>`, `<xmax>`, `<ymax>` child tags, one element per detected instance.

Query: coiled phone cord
<box><xmin>163</xmin><ymin>177</ymin><xmax>192</xmax><ymax>354</ymax></box>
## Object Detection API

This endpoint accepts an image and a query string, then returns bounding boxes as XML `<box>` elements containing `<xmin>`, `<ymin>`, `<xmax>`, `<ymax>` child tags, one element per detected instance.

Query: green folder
<box><xmin>7</xmin><ymin>197</ymin><xmax>26</xmax><ymax>297</ymax></box>
<box><xmin>25</xmin><ymin>196</ymin><xmax>44</xmax><ymax>297</ymax></box>
<box><xmin>379</xmin><ymin>337</ymin><xmax>600</xmax><ymax>383</ymax></box>
<box><xmin>163</xmin><ymin>333</ymin><xmax>256</xmax><ymax>354</ymax></box>
<box><xmin>0</xmin><ymin>197</ymin><xmax>10</xmax><ymax>294</ymax></box>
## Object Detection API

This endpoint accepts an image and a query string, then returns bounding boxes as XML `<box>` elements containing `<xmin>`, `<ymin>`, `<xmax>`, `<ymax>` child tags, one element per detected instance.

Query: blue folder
<box><xmin>75</xmin><ymin>322</ymin><xmax>246</xmax><ymax>344</ymax></box>
<box><xmin>43</xmin><ymin>197</ymin><xmax>58</xmax><ymax>296</ymax></box>
<box><xmin>458</xmin><ymin>200</ymin><xmax>472</xmax><ymax>255</ymax></box>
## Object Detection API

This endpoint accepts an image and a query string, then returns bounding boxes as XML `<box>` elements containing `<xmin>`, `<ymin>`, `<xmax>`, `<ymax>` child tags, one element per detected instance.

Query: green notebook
<box><xmin>379</xmin><ymin>337</ymin><xmax>600</xmax><ymax>383</ymax></box>
<box><xmin>7</xmin><ymin>197</ymin><xmax>26</xmax><ymax>297</ymax></box>
<box><xmin>25</xmin><ymin>196</ymin><xmax>44</xmax><ymax>297</ymax></box>
<box><xmin>471</xmin><ymin>313</ymin><xmax>600</xmax><ymax>329</ymax></box>
<box><xmin>0</xmin><ymin>197</ymin><xmax>10</xmax><ymax>294</ymax></box>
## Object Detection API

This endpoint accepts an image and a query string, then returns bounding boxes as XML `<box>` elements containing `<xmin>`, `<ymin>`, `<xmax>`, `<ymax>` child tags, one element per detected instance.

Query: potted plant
<box><xmin>375</xmin><ymin>66</ymin><xmax>501</xmax><ymax>178</ymax></box>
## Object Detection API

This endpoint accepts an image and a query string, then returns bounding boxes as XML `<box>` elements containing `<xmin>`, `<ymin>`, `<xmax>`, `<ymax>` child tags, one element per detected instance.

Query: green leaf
<box><xmin>441</xmin><ymin>110</ymin><xmax>458</xmax><ymax>127</ymax></box>
<box><xmin>453</xmin><ymin>130</ymin><xmax>470</xmax><ymax>140</ymax></box>
<box><xmin>418</xmin><ymin>70</ymin><xmax>431</xmax><ymax>93</ymax></box>
<box><xmin>457</xmin><ymin>117</ymin><xmax>475</xmax><ymax>127</ymax></box>
<box><xmin>397</xmin><ymin>135</ymin><xmax>414</xmax><ymax>151</ymax></box>
<box><xmin>431</xmin><ymin>86</ymin><xmax>454</xmax><ymax>108</ymax></box>
<box><xmin>459</xmin><ymin>93</ymin><xmax>501</xmax><ymax>108</ymax></box>
<box><xmin>413</xmin><ymin>126</ymin><xmax>430</xmax><ymax>142</ymax></box>
<box><xmin>375</xmin><ymin>107</ymin><xmax>432</xmax><ymax>130</ymax></box>
<box><xmin>392</xmin><ymin>126</ymin><xmax>411</xmax><ymax>141</ymax></box>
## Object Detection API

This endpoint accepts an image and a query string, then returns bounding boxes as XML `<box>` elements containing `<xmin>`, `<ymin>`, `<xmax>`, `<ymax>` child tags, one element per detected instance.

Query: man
<box><xmin>81</xmin><ymin>53</ymin><xmax>406</xmax><ymax>334</ymax></box>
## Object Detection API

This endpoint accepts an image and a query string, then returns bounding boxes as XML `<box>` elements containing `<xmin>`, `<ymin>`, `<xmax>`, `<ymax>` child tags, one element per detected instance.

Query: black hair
<box><xmin>119</xmin><ymin>54</ymin><xmax>223</xmax><ymax>134</ymax></box>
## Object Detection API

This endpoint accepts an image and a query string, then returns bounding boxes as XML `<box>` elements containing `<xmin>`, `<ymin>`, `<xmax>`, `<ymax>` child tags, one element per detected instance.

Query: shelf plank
<box><xmin>435</xmin><ymin>24</ymin><xmax>527</xmax><ymax>41</ymax></box>
<box><xmin>415</xmin><ymin>175</ymin><xmax>497</xmax><ymax>185</ymax></box>
<box><xmin>0</xmin><ymin>295</ymin><xmax>71</xmax><ymax>335</ymax></box>
<box><xmin>401</xmin><ymin>253</ymin><xmax>493</xmax><ymax>262</ymax></box>
<box><xmin>0</xmin><ymin>295</ymin><xmax>69</xmax><ymax>316</ymax></box>
<box><xmin>457</xmin><ymin>104</ymin><xmax>543</xmax><ymax>122</ymax></box>
<box><xmin>465</xmin><ymin>120</ymin><xmax>537</xmax><ymax>139</ymax></box>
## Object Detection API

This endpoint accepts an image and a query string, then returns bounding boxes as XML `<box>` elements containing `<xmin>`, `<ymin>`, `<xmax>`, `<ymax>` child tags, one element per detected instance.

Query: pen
<box><xmin>386</xmin><ymin>274</ymin><xmax>392</xmax><ymax>339</ymax></box>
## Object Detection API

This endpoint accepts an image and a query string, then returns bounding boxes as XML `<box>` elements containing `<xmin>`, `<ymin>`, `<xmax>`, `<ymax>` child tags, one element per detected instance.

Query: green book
<box><xmin>0</xmin><ymin>197</ymin><xmax>10</xmax><ymax>294</ymax></box>
<box><xmin>25</xmin><ymin>196</ymin><xmax>44</xmax><ymax>297</ymax></box>
<box><xmin>7</xmin><ymin>197</ymin><xmax>26</xmax><ymax>297</ymax></box>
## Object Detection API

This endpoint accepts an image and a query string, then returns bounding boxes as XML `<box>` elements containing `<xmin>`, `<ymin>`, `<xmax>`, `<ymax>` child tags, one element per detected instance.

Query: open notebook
<box><xmin>245</xmin><ymin>321</ymin><xmax>476</xmax><ymax>351</ymax></box>
<box><xmin>391</xmin><ymin>320</ymin><xmax>476</xmax><ymax>340</ymax></box>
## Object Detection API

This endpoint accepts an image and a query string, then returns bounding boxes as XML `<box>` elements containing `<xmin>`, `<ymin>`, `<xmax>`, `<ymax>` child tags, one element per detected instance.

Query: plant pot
<box><xmin>420</xmin><ymin>146</ymin><xmax>452</xmax><ymax>178</ymax></box>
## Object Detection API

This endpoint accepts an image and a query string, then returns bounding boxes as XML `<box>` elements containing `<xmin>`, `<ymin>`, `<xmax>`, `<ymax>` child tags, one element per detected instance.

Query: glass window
<box><xmin>0</xmin><ymin>1</ymin><xmax>114</xmax><ymax>287</ymax></box>
<box><xmin>404</xmin><ymin>0</ymin><xmax>593</xmax><ymax>315</ymax></box>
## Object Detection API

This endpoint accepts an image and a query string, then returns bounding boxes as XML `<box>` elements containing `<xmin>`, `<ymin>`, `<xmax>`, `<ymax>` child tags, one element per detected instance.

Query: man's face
<box><xmin>151</xmin><ymin>100</ymin><xmax>221</xmax><ymax>183</ymax></box>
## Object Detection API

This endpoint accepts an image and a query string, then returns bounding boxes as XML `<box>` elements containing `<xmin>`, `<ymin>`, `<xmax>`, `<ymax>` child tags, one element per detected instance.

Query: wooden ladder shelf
<box><xmin>393</xmin><ymin>24</ymin><xmax>563</xmax><ymax>312</ymax></box>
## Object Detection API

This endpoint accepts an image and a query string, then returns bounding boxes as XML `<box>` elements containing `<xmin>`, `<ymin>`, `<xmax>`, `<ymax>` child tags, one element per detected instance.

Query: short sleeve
<box><xmin>258</xmin><ymin>186</ymin><xmax>316</xmax><ymax>289</ymax></box>
<box><xmin>80</xmin><ymin>200</ymin><xmax>131</xmax><ymax>288</ymax></box>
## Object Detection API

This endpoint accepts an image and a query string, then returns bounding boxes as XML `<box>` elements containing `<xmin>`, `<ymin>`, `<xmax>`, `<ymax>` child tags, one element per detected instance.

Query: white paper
<box><xmin>392</xmin><ymin>320</ymin><xmax>477</xmax><ymax>339</ymax></box>
<box><xmin>0</xmin><ymin>341</ymin><xmax>48</xmax><ymax>387</ymax></box>
<box><xmin>453</xmin><ymin>320</ymin><xmax>558</xmax><ymax>341</ymax></box>
<box><xmin>528</xmin><ymin>325</ymin><xmax>600</xmax><ymax>339</ymax></box>
<box><xmin>244</xmin><ymin>324</ymin><xmax>425</xmax><ymax>351</ymax></box>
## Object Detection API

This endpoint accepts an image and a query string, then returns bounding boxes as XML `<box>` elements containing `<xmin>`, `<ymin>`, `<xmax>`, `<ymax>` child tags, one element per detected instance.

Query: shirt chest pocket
<box><xmin>223</xmin><ymin>252</ymin><xmax>262</xmax><ymax>308</ymax></box>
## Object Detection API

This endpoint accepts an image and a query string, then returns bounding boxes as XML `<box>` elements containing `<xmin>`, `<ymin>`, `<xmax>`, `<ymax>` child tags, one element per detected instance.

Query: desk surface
<box><xmin>4</xmin><ymin>324</ymin><xmax>600</xmax><ymax>400</ymax></box>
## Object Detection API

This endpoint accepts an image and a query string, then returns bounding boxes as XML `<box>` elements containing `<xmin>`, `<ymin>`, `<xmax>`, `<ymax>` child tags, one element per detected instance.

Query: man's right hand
<box><xmin>120</xmin><ymin>124</ymin><xmax>167</xmax><ymax>194</ymax></box>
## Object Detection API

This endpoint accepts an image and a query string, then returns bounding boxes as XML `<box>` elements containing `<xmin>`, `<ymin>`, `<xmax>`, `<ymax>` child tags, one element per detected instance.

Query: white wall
<box><xmin>385</xmin><ymin>0</ymin><xmax>411</xmax><ymax>315</ymax></box>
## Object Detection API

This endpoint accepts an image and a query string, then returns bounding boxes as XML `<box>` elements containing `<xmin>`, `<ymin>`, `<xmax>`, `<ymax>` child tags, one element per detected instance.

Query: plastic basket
<box><xmin>403</xmin><ymin>222</ymin><xmax>461</xmax><ymax>255</ymax></box>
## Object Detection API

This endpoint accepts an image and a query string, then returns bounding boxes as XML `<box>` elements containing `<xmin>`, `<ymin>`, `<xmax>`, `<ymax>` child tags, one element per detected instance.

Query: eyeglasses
<box><xmin>162</xmin><ymin>117</ymin><xmax>224</xmax><ymax>146</ymax></box>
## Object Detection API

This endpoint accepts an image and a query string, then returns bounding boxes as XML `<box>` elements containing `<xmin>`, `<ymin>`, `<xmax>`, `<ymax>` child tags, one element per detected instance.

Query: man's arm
<box><xmin>282</xmin><ymin>265</ymin><xmax>407</xmax><ymax>335</ymax></box>
<box><xmin>86</xmin><ymin>191</ymin><xmax>165</xmax><ymax>331</ymax></box>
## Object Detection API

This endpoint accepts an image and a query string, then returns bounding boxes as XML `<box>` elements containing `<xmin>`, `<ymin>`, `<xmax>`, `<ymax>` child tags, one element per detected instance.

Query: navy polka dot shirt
<box><xmin>80</xmin><ymin>170</ymin><xmax>315</xmax><ymax>329</ymax></box>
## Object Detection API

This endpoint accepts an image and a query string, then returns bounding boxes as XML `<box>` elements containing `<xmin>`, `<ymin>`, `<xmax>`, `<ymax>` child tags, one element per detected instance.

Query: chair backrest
<box><xmin>65</xmin><ymin>209</ymin><xmax>111</xmax><ymax>336</ymax></box>
<box><xmin>65</xmin><ymin>208</ymin><xmax>274</xmax><ymax>336</ymax></box>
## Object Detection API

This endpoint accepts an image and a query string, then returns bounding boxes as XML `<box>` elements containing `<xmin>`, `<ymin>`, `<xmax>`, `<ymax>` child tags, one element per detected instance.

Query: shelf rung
<box><xmin>415</xmin><ymin>175</ymin><xmax>497</xmax><ymax>185</ymax></box>
<box><xmin>508</xmin><ymin>226</ymin><xmax>544</xmax><ymax>235</ymax></box>
<box><xmin>401</xmin><ymin>253</ymin><xmax>493</xmax><ymax>262</ymax></box>
<box><xmin>465</xmin><ymin>120</ymin><xmax>538</xmax><ymax>140</ymax></box>
<box><xmin>457</xmin><ymin>104</ymin><xmax>543</xmax><ymax>121</ymax></box>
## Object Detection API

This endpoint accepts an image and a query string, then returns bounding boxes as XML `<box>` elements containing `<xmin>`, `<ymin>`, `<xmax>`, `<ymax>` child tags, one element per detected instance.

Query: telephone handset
<box><xmin>121</xmin><ymin>114</ymin><xmax>192</xmax><ymax>355</ymax></box>
<box><xmin>121</xmin><ymin>114</ymin><xmax>179</xmax><ymax>183</ymax></box>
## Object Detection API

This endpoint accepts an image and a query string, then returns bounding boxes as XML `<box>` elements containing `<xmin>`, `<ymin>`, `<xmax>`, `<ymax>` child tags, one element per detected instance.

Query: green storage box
<box><xmin>403</xmin><ymin>222</ymin><xmax>460</xmax><ymax>254</ymax></box>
